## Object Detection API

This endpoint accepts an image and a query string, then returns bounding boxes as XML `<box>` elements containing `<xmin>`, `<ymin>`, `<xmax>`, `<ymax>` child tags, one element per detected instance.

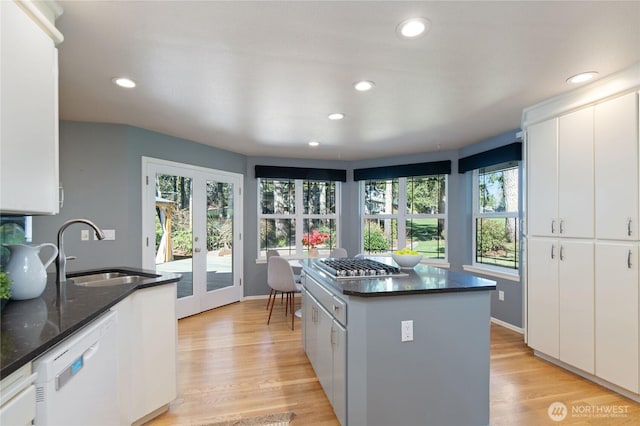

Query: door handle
<box><xmin>559</xmin><ymin>245</ymin><xmax>564</xmax><ymax>261</ymax></box>
<box><xmin>551</xmin><ymin>245</ymin><xmax>555</xmax><ymax>259</ymax></box>
<box><xmin>628</xmin><ymin>250</ymin><xmax>633</xmax><ymax>269</ymax></box>
<box><xmin>628</xmin><ymin>219</ymin><xmax>633</xmax><ymax>237</ymax></box>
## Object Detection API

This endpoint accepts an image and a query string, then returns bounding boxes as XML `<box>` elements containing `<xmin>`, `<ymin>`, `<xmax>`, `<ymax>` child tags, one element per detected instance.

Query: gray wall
<box><xmin>32</xmin><ymin>121</ymin><xmax>245</xmax><ymax>270</ymax></box>
<box><xmin>31</xmin><ymin>121</ymin><xmax>522</xmax><ymax>328</ymax></box>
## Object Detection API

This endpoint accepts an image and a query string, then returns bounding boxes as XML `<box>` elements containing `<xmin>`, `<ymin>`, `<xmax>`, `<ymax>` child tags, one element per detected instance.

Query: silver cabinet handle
<box><xmin>559</xmin><ymin>245</ymin><xmax>564</xmax><ymax>261</ymax></box>
<box><xmin>628</xmin><ymin>219</ymin><xmax>633</xmax><ymax>237</ymax></box>
<box><xmin>330</xmin><ymin>327</ymin><xmax>335</xmax><ymax>345</ymax></box>
<box><xmin>628</xmin><ymin>250</ymin><xmax>633</xmax><ymax>269</ymax></box>
<box><xmin>559</xmin><ymin>220</ymin><xmax>564</xmax><ymax>234</ymax></box>
<box><xmin>551</xmin><ymin>245</ymin><xmax>555</xmax><ymax>259</ymax></box>
<box><xmin>333</xmin><ymin>304</ymin><xmax>339</xmax><ymax>312</ymax></box>
<box><xmin>551</xmin><ymin>220</ymin><xmax>556</xmax><ymax>234</ymax></box>
<box><xmin>59</xmin><ymin>185</ymin><xmax>64</xmax><ymax>209</ymax></box>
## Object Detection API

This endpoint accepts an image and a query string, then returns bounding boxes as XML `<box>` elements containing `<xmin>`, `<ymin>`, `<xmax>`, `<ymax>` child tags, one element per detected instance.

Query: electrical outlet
<box><xmin>401</xmin><ymin>320</ymin><xmax>413</xmax><ymax>342</ymax></box>
<box><xmin>98</xmin><ymin>229</ymin><xmax>116</xmax><ymax>240</ymax></box>
<box><xmin>498</xmin><ymin>290</ymin><xmax>505</xmax><ymax>301</ymax></box>
<box><xmin>81</xmin><ymin>230</ymin><xmax>89</xmax><ymax>241</ymax></box>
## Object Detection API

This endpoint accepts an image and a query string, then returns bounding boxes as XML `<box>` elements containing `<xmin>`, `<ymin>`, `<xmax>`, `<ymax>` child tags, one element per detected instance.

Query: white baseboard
<box><xmin>243</xmin><ymin>294</ymin><xmax>300</xmax><ymax>301</ymax></box>
<box><xmin>490</xmin><ymin>317</ymin><xmax>524</xmax><ymax>334</ymax></box>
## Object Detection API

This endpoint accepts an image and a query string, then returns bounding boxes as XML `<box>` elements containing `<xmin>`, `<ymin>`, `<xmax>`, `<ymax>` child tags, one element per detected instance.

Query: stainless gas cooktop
<box><xmin>313</xmin><ymin>258</ymin><xmax>408</xmax><ymax>280</ymax></box>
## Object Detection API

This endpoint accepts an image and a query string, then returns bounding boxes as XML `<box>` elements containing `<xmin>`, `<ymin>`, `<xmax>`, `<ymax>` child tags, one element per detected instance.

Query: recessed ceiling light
<box><xmin>112</xmin><ymin>77</ymin><xmax>136</xmax><ymax>88</ymax></box>
<box><xmin>354</xmin><ymin>80</ymin><xmax>375</xmax><ymax>92</ymax></box>
<box><xmin>328</xmin><ymin>113</ymin><xmax>345</xmax><ymax>120</ymax></box>
<box><xmin>566</xmin><ymin>71</ymin><xmax>599</xmax><ymax>84</ymax></box>
<box><xmin>397</xmin><ymin>17</ymin><xmax>431</xmax><ymax>39</ymax></box>
<box><xmin>309</xmin><ymin>141</ymin><xmax>320</xmax><ymax>147</ymax></box>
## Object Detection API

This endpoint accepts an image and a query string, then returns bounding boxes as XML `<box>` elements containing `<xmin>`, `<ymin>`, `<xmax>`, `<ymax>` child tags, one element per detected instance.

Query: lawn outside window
<box><xmin>472</xmin><ymin>162</ymin><xmax>520</xmax><ymax>276</ymax></box>
<box><xmin>258</xmin><ymin>178</ymin><xmax>339</xmax><ymax>258</ymax></box>
<box><xmin>361</xmin><ymin>175</ymin><xmax>447</xmax><ymax>262</ymax></box>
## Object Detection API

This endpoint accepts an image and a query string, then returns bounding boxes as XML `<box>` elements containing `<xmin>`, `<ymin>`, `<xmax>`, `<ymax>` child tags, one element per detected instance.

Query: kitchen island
<box><xmin>300</xmin><ymin>257</ymin><xmax>496</xmax><ymax>426</ymax></box>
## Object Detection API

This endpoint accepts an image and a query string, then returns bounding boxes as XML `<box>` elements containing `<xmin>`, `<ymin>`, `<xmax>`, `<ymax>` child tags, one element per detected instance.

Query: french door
<box><xmin>142</xmin><ymin>157</ymin><xmax>243</xmax><ymax>319</ymax></box>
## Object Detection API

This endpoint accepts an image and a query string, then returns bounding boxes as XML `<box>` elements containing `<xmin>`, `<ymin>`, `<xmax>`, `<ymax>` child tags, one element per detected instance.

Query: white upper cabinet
<box><xmin>527</xmin><ymin>118</ymin><xmax>558</xmax><ymax>237</ymax></box>
<box><xmin>527</xmin><ymin>106</ymin><xmax>594</xmax><ymax>238</ymax></box>
<box><xmin>558</xmin><ymin>107</ymin><xmax>594</xmax><ymax>238</ymax></box>
<box><xmin>594</xmin><ymin>92</ymin><xmax>639</xmax><ymax>240</ymax></box>
<box><xmin>0</xmin><ymin>1</ymin><xmax>61</xmax><ymax>215</ymax></box>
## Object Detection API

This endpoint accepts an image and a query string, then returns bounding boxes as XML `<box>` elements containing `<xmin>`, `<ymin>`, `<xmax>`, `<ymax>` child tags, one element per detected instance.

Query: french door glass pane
<box><xmin>206</xmin><ymin>181</ymin><xmax>233</xmax><ymax>291</ymax></box>
<box><xmin>154</xmin><ymin>173</ymin><xmax>193</xmax><ymax>299</ymax></box>
<box><xmin>475</xmin><ymin>217</ymin><xmax>519</xmax><ymax>269</ymax></box>
<box><xmin>406</xmin><ymin>218</ymin><xmax>445</xmax><ymax>259</ymax></box>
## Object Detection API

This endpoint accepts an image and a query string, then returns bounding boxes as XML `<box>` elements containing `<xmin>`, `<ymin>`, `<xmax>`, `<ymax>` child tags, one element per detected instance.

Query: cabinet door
<box><xmin>0</xmin><ymin>1</ymin><xmax>59</xmax><ymax>214</ymax></box>
<box><xmin>332</xmin><ymin>321</ymin><xmax>347</xmax><ymax>426</ymax></box>
<box><xmin>527</xmin><ymin>118</ymin><xmax>558</xmax><ymax>237</ymax></box>
<box><xmin>595</xmin><ymin>243</ymin><xmax>639</xmax><ymax>393</ymax></box>
<box><xmin>595</xmin><ymin>93</ymin><xmax>639</xmax><ymax>240</ymax></box>
<box><xmin>558</xmin><ymin>240</ymin><xmax>594</xmax><ymax>373</ymax></box>
<box><xmin>527</xmin><ymin>238</ymin><xmax>559</xmax><ymax>357</ymax></box>
<box><xmin>558</xmin><ymin>107</ymin><xmax>594</xmax><ymax>238</ymax></box>
<box><xmin>315</xmin><ymin>302</ymin><xmax>334</xmax><ymax>401</ymax></box>
<box><xmin>130</xmin><ymin>284</ymin><xmax>178</xmax><ymax>422</ymax></box>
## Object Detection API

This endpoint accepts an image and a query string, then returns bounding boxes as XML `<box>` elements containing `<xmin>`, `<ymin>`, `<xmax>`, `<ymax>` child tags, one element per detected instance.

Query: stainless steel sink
<box><xmin>68</xmin><ymin>271</ymin><xmax>158</xmax><ymax>287</ymax></box>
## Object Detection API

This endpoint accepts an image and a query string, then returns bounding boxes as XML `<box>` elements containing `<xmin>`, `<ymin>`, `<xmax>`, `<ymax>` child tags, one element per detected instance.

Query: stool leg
<box><xmin>267</xmin><ymin>290</ymin><xmax>278</xmax><ymax>325</ymax></box>
<box><xmin>266</xmin><ymin>288</ymin><xmax>274</xmax><ymax>310</ymax></box>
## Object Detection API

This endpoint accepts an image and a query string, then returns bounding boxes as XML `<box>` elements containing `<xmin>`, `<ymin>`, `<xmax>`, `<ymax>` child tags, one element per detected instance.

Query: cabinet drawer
<box><xmin>305</xmin><ymin>275</ymin><xmax>347</xmax><ymax>326</ymax></box>
<box><xmin>332</xmin><ymin>296</ymin><xmax>347</xmax><ymax>326</ymax></box>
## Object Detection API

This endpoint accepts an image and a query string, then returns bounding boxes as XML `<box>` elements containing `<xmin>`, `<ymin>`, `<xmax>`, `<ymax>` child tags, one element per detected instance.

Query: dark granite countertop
<box><xmin>0</xmin><ymin>267</ymin><xmax>181</xmax><ymax>379</ymax></box>
<box><xmin>300</xmin><ymin>257</ymin><xmax>496</xmax><ymax>297</ymax></box>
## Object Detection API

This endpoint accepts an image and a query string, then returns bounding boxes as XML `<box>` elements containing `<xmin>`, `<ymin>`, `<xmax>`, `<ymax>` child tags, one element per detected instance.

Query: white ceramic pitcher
<box><xmin>3</xmin><ymin>243</ymin><xmax>58</xmax><ymax>300</ymax></box>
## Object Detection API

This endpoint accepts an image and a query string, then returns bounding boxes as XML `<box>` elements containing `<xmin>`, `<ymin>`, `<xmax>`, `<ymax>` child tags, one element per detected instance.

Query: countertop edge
<box><xmin>1</xmin><ymin>268</ymin><xmax>181</xmax><ymax>379</ymax></box>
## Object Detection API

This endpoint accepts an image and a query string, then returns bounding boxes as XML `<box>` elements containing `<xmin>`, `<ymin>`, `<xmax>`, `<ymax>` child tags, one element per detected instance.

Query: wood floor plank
<box><xmin>147</xmin><ymin>299</ymin><xmax>640</xmax><ymax>425</ymax></box>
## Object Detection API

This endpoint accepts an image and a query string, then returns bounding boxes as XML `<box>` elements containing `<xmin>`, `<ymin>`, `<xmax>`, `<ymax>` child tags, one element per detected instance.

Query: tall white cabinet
<box><xmin>525</xmin><ymin>65</ymin><xmax>640</xmax><ymax>400</ymax></box>
<box><xmin>0</xmin><ymin>0</ymin><xmax>63</xmax><ymax>215</ymax></box>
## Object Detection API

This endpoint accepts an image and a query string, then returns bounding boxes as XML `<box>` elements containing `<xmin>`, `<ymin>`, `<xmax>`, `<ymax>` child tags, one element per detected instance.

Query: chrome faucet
<box><xmin>56</xmin><ymin>219</ymin><xmax>106</xmax><ymax>283</ymax></box>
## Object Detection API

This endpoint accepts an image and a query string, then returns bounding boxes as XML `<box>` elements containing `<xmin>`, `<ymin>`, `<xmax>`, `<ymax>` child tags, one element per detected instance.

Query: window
<box><xmin>258</xmin><ymin>178</ymin><xmax>339</xmax><ymax>258</ymax></box>
<box><xmin>361</xmin><ymin>175</ymin><xmax>447</xmax><ymax>260</ymax></box>
<box><xmin>472</xmin><ymin>162</ymin><xmax>519</xmax><ymax>272</ymax></box>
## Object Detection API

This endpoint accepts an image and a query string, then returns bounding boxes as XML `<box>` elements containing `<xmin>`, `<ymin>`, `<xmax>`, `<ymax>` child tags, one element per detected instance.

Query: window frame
<box><xmin>360</xmin><ymin>175</ymin><xmax>448</xmax><ymax>264</ymax></box>
<box><xmin>257</xmin><ymin>178</ymin><xmax>341</xmax><ymax>259</ymax></box>
<box><xmin>471</xmin><ymin>163</ymin><xmax>521</xmax><ymax>277</ymax></box>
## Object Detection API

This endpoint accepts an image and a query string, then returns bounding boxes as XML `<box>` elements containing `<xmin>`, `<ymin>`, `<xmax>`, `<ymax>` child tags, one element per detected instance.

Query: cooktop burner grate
<box><xmin>313</xmin><ymin>258</ymin><xmax>406</xmax><ymax>280</ymax></box>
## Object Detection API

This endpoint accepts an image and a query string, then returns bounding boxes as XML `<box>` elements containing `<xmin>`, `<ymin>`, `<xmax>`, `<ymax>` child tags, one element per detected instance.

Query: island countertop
<box><xmin>0</xmin><ymin>267</ymin><xmax>181</xmax><ymax>379</ymax></box>
<box><xmin>300</xmin><ymin>257</ymin><xmax>496</xmax><ymax>297</ymax></box>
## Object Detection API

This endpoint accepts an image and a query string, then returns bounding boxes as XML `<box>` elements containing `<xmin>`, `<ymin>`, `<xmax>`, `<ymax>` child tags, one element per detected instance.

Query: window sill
<box><xmin>422</xmin><ymin>260</ymin><xmax>450</xmax><ymax>269</ymax></box>
<box><xmin>462</xmin><ymin>265</ymin><xmax>520</xmax><ymax>282</ymax></box>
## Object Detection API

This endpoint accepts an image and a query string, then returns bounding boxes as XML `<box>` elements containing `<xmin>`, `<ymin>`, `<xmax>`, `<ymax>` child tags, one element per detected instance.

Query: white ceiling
<box><xmin>56</xmin><ymin>1</ymin><xmax>640</xmax><ymax>161</ymax></box>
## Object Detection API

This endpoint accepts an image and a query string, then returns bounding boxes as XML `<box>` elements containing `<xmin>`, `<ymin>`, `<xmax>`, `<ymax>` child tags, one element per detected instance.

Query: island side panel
<box><xmin>347</xmin><ymin>291</ymin><xmax>491</xmax><ymax>426</ymax></box>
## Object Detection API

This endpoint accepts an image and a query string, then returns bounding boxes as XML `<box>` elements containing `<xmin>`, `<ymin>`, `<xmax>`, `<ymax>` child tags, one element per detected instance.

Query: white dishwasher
<box><xmin>33</xmin><ymin>310</ymin><xmax>119</xmax><ymax>426</ymax></box>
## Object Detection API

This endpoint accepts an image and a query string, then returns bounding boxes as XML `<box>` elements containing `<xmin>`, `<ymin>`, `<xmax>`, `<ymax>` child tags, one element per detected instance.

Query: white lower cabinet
<box><xmin>528</xmin><ymin>238</ymin><xmax>594</xmax><ymax>373</ymax></box>
<box><xmin>112</xmin><ymin>283</ymin><xmax>177</xmax><ymax>425</ymax></box>
<box><xmin>303</xmin><ymin>284</ymin><xmax>347</xmax><ymax>426</ymax></box>
<box><xmin>0</xmin><ymin>364</ymin><xmax>37</xmax><ymax>426</ymax></box>
<box><xmin>558</xmin><ymin>241</ymin><xmax>594</xmax><ymax>374</ymax></box>
<box><xmin>595</xmin><ymin>243</ymin><xmax>639</xmax><ymax>393</ymax></box>
<box><xmin>527</xmin><ymin>238</ymin><xmax>560</xmax><ymax>358</ymax></box>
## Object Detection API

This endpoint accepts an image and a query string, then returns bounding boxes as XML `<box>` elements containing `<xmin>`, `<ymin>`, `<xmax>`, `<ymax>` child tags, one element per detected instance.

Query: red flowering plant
<box><xmin>302</xmin><ymin>229</ymin><xmax>330</xmax><ymax>249</ymax></box>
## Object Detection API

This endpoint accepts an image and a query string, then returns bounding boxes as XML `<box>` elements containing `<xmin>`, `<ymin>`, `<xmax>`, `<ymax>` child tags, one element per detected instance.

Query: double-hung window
<box><xmin>356</xmin><ymin>161</ymin><xmax>451</xmax><ymax>262</ymax></box>
<box><xmin>472</xmin><ymin>161</ymin><xmax>520</xmax><ymax>273</ymax></box>
<box><xmin>362</xmin><ymin>176</ymin><xmax>447</xmax><ymax>260</ymax></box>
<box><xmin>258</xmin><ymin>178</ymin><xmax>340</xmax><ymax>258</ymax></box>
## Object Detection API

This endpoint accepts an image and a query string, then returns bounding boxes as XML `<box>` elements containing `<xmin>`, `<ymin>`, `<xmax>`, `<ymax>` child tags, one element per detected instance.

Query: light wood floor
<box><xmin>147</xmin><ymin>298</ymin><xmax>640</xmax><ymax>426</ymax></box>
